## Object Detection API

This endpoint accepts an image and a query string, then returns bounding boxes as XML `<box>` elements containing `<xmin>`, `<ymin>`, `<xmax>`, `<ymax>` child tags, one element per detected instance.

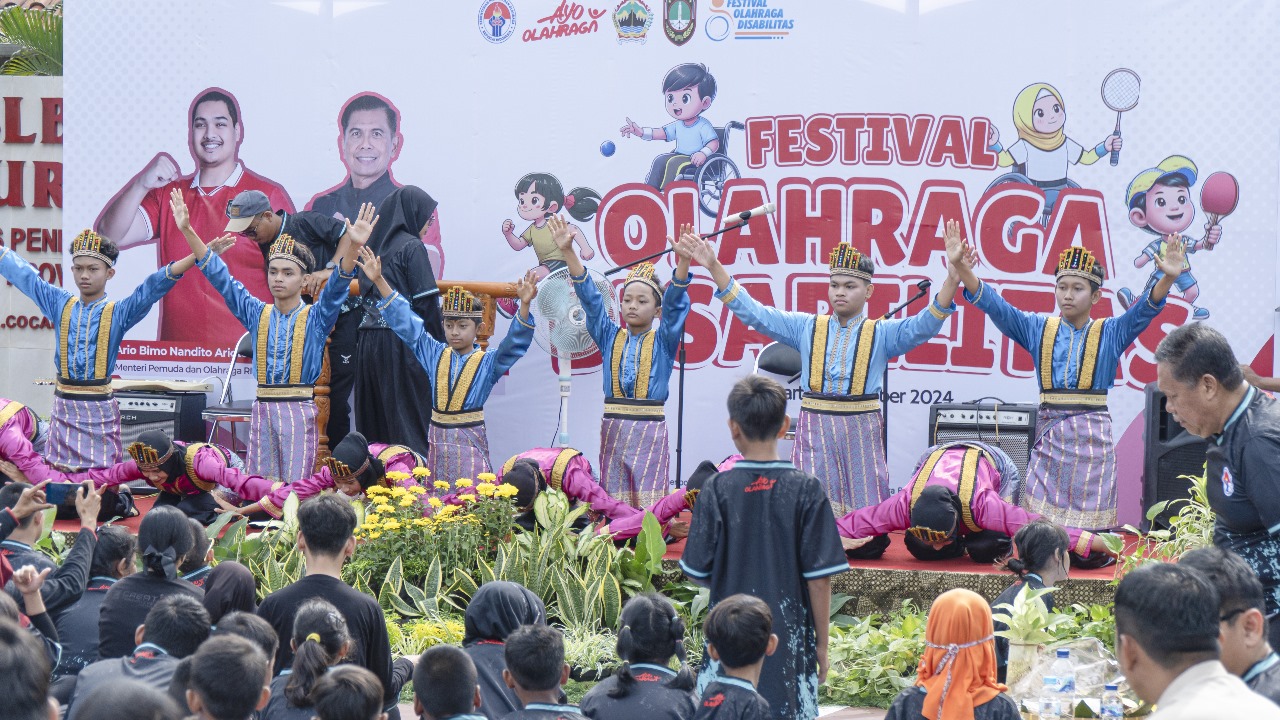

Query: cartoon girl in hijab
<box><xmin>986</xmin><ymin>82</ymin><xmax>1123</xmax><ymax>224</ymax></box>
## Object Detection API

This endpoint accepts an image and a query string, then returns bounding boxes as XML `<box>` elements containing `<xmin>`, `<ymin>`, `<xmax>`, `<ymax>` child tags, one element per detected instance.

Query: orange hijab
<box><xmin>916</xmin><ymin>588</ymin><xmax>1007</xmax><ymax>720</ymax></box>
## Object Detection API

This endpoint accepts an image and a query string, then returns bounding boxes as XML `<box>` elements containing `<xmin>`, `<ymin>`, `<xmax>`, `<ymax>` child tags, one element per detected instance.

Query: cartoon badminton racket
<box><xmin>1100</xmin><ymin>69</ymin><xmax>1141</xmax><ymax>166</ymax></box>
<box><xmin>1199</xmin><ymin>171</ymin><xmax>1238</xmax><ymax>251</ymax></box>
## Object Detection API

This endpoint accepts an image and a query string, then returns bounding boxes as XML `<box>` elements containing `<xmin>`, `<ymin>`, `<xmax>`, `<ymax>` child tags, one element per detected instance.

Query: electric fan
<box><xmin>529</xmin><ymin>267</ymin><xmax>616</xmax><ymax>446</ymax></box>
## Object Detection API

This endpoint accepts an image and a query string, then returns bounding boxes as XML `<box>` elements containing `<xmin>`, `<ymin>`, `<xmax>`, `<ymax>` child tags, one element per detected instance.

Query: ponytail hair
<box><xmin>1002</xmin><ymin>519</ymin><xmax>1070</xmax><ymax>578</ymax></box>
<box><xmin>608</xmin><ymin>593</ymin><xmax>695</xmax><ymax>699</ymax></box>
<box><xmin>513</xmin><ymin>172</ymin><xmax>600</xmax><ymax>223</ymax></box>
<box><xmin>285</xmin><ymin>599</ymin><xmax>351</xmax><ymax>707</ymax></box>
<box><xmin>137</xmin><ymin>506</ymin><xmax>194</xmax><ymax>579</ymax></box>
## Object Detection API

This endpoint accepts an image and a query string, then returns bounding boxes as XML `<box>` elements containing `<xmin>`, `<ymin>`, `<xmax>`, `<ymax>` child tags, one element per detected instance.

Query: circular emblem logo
<box><xmin>478</xmin><ymin>0</ymin><xmax>517</xmax><ymax>44</ymax></box>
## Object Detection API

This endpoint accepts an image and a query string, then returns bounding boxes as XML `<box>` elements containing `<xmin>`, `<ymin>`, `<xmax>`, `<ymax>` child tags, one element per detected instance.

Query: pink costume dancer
<box><xmin>837</xmin><ymin>441</ymin><xmax>1105</xmax><ymax>562</ymax></box>
<box><xmin>215</xmin><ymin>435</ymin><xmax>420</xmax><ymax>518</ymax></box>
<box><xmin>496</xmin><ymin>447</ymin><xmax>697</xmax><ymax>540</ymax></box>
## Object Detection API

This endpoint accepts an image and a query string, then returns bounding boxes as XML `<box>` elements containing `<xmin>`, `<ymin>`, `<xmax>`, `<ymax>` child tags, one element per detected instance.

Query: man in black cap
<box><xmin>224</xmin><ymin>189</ymin><xmax>365</xmax><ymax>447</ymax></box>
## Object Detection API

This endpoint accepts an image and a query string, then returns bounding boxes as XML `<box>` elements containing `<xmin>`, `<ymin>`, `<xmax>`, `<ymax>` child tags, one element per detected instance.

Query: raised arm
<box><xmin>658</xmin><ymin>225</ymin><xmax>695</xmax><ymax>355</ymax></box>
<box><xmin>549</xmin><ymin>214</ymin><xmax>586</xmax><ymax>277</ymax></box>
<box><xmin>489</xmin><ymin>269</ymin><xmax>539</xmax><ymax>376</ymax></box>
<box><xmin>679</xmin><ymin>230</ymin><xmax>810</xmax><ymax>349</ymax></box>
<box><xmin>945</xmin><ymin>219</ymin><xmax>981</xmax><ymax>296</ymax></box>
<box><xmin>0</xmin><ymin>244</ymin><xmax>72</xmax><ymax>320</ymax></box>
<box><xmin>357</xmin><ymin>248</ymin><xmax>445</xmax><ymax>373</ymax></box>
<box><xmin>550</xmin><ymin>215</ymin><xmax>620</xmax><ymax>348</ymax></box>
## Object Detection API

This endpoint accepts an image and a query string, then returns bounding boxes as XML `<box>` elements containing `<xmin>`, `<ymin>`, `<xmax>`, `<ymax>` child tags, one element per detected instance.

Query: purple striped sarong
<box><xmin>1019</xmin><ymin>407</ymin><xmax>1116</xmax><ymax>530</ymax></box>
<box><xmin>600</xmin><ymin>416</ymin><xmax>671</xmax><ymax>509</ymax></box>
<box><xmin>248</xmin><ymin>399</ymin><xmax>318</xmax><ymax>483</ymax></box>
<box><xmin>791</xmin><ymin>408</ymin><xmax>888</xmax><ymax>518</ymax></box>
<box><xmin>427</xmin><ymin>423</ymin><xmax>493</xmax><ymax>481</ymax></box>
<box><xmin>48</xmin><ymin>396</ymin><xmax>121</xmax><ymax>470</ymax></box>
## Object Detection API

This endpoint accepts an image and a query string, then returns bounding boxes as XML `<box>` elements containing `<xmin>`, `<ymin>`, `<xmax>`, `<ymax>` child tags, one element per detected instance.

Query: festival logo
<box><xmin>613</xmin><ymin>0</ymin><xmax>654</xmax><ymax>44</ymax></box>
<box><xmin>1222</xmin><ymin>466</ymin><xmax>1234</xmax><ymax>497</ymax></box>
<box><xmin>664</xmin><ymin>0</ymin><xmax>695</xmax><ymax>45</ymax></box>
<box><xmin>704</xmin><ymin>0</ymin><xmax>792</xmax><ymax>41</ymax></box>
<box><xmin>478</xmin><ymin>0</ymin><xmax>518</xmax><ymax>43</ymax></box>
<box><xmin>523</xmin><ymin>1</ymin><xmax>608</xmax><ymax>42</ymax></box>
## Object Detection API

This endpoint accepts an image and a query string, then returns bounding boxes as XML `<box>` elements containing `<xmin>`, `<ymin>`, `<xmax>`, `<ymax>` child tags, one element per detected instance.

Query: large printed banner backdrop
<box><xmin>64</xmin><ymin>0</ymin><xmax>1280</xmax><ymax>523</ymax></box>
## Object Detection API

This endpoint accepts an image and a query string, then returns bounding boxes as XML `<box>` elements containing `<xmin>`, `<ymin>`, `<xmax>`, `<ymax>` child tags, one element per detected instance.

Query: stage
<box><xmin>662</xmin><ymin>528</ymin><xmax>1123</xmax><ymax>613</ymax></box>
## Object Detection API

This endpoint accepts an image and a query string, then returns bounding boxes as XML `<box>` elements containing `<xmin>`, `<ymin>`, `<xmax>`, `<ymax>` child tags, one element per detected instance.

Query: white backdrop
<box><xmin>59</xmin><ymin>0</ymin><xmax>1280</xmax><ymax>524</ymax></box>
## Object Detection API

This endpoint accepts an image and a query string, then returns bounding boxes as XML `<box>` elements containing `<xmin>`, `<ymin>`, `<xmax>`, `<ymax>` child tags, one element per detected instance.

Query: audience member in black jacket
<box><xmin>98</xmin><ymin>506</ymin><xmax>203</xmax><ymax>659</ymax></box>
<box><xmin>0</xmin><ymin>480</ymin><xmax>101</xmax><ymax>620</ymax></box>
<box><xmin>463</xmin><ymin>581</ymin><xmax>548</xmax><ymax>719</ymax></box>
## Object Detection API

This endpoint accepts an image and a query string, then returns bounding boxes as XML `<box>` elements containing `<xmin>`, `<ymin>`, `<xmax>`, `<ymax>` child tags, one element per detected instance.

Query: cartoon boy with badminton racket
<box><xmin>1116</xmin><ymin>155</ymin><xmax>1223</xmax><ymax>320</ymax></box>
<box><xmin>986</xmin><ymin>81</ymin><xmax>1124</xmax><ymax>225</ymax></box>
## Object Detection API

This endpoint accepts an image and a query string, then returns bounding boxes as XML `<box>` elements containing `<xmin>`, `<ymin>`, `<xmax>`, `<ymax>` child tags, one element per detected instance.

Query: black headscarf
<box><xmin>360</xmin><ymin>185</ymin><xmax>439</xmax><ymax>296</ymax></box>
<box><xmin>463</xmin><ymin>581</ymin><xmax>546</xmax><ymax>645</ymax></box>
<box><xmin>202</xmin><ymin>561</ymin><xmax>257</xmax><ymax>624</ymax></box>
<box><xmin>909</xmin><ymin>485</ymin><xmax>962</xmax><ymax>540</ymax></box>
<box><xmin>135</xmin><ymin>430</ymin><xmax>185</xmax><ymax>482</ymax></box>
<box><xmin>330</xmin><ymin>432</ymin><xmax>382</xmax><ymax>490</ymax></box>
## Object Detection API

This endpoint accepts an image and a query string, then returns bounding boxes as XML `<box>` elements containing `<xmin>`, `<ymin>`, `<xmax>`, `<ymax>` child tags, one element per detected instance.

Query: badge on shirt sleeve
<box><xmin>1222</xmin><ymin>466</ymin><xmax>1235</xmax><ymax>497</ymax></box>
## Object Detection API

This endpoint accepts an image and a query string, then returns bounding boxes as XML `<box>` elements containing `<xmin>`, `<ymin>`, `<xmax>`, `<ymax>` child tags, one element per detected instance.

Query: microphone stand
<box><xmin>604</xmin><ymin>216</ymin><xmax>757</xmax><ymax>276</ymax></box>
<box><xmin>880</xmin><ymin>283</ymin><xmax>931</xmax><ymax>451</ymax></box>
<box><xmin>603</xmin><ymin>213</ymin><xmax>764</xmax><ymax>487</ymax></box>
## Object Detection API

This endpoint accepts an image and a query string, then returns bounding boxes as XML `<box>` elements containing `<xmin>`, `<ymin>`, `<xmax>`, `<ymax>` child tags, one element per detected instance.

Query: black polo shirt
<box><xmin>1208</xmin><ymin>385</ymin><xmax>1280</xmax><ymax>615</ymax></box>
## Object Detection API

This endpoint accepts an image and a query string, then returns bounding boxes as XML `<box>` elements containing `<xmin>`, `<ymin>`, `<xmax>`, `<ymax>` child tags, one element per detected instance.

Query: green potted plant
<box><xmin>993</xmin><ymin>585</ymin><xmax>1073</xmax><ymax>687</ymax></box>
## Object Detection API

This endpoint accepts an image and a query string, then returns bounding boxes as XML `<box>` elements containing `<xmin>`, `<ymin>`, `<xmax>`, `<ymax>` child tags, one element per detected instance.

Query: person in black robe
<box><xmin>989</xmin><ymin>519</ymin><xmax>1069</xmax><ymax>683</ymax></box>
<box><xmin>679</xmin><ymin>376</ymin><xmax>848</xmax><ymax>720</ymax></box>
<box><xmin>354</xmin><ymin>185</ymin><xmax>444</xmax><ymax>456</ymax></box>
<box><xmin>464</xmin><ymin>581</ymin><xmax>547</xmax><ymax>720</ymax></box>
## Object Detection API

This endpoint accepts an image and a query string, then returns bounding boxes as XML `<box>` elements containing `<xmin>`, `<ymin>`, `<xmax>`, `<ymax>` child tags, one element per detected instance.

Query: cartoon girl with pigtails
<box><xmin>987</xmin><ymin>83</ymin><xmax>1123</xmax><ymax>224</ymax></box>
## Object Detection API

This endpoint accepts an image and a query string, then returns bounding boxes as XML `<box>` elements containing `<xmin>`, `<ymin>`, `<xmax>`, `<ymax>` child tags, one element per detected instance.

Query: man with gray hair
<box><xmin>1156</xmin><ymin>322</ymin><xmax>1280</xmax><ymax>649</ymax></box>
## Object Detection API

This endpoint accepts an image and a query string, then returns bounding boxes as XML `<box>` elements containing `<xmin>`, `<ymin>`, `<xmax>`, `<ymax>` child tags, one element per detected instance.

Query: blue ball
<box><xmin>600</xmin><ymin>140</ymin><xmax>616</xmax><ymax>157</ymax></box>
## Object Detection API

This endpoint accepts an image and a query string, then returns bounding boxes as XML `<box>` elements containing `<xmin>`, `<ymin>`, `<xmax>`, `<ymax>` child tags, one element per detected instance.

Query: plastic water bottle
<box><xmin>1039</xmin><ymin>676</ymin><xmax>1061</xmax><ymax>720</ymax></box>
<box><xmin>1100</xmin><ymin>683</ymin><xmax>1123</xmax><ymax>718</ymax></box>
<box><xmin>1050</xmin><ymin>649</ymin><xmax>1076</xmax><ymax>717</ymax></box>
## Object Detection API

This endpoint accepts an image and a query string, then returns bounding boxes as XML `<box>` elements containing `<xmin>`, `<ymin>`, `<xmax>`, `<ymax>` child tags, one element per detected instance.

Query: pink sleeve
<box><xmin>560</xmin><ymin>460</ymin><xmax>632</xmax><ymax>520</ymax></box>
<box><xmin>206</xmin><ymin>464</ymin><xmax>278</xmax><ymax>502</ymax></box>
<box><xmin>835</xmin><ymin>491</ymin><xmax>911</xmax><ymax>538</ymax></box>
<box><xmin>969</xmin><ymin>488</ymin><xmax>1095</xmax><ymax>556</ymax></box>
<box><xmin>64</xmin><ymin>461</ymin><xmax>143</xmax><ymax>489</ymax></box>
<box><xmin>0</xmin><ymin>428</ymin><xmax>74</xmax><ymax>485</ymax></box>
<box><xmin>602</xmin><ymin>490</ymin><xmax>689</xmax><ymax>540</ymax></box>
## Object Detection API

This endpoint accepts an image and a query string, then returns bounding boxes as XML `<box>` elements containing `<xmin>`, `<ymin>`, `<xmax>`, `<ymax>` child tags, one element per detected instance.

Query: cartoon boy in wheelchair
<box><xmin>986</xmin><ymin>82</ymin><xmax>1123</xmax><ymax>226</ymax></box>
<box><xmin>620</xmin><ymin>62</ymin><xmax>742</xmax><ymax>217</ymax></box>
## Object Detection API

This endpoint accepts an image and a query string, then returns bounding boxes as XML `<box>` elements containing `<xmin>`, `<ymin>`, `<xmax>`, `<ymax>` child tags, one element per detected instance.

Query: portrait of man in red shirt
<box><xmin>94</xmin><ymin>87</ymin><xmax>295</xmax><ymax>347</ymax></box>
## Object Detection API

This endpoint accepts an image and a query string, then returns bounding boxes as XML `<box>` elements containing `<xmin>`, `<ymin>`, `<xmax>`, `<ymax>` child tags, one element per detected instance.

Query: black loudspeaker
<box><xmin>928</xmin><ymin>403</ymin><xmax>1039</xmax><ymax>473</ymax></box>
<box><xmin>116</xmin><ymin>391</ymin><xmax>207</xmax><ymax>446</ymax></box>
<box><xmin>1142</xmin><ymin>383</ymin><xmax>1208</xmax><ymax>531</ymax></box>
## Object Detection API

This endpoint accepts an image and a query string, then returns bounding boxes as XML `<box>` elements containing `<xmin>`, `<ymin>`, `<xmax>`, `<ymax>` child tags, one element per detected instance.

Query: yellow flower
<box><xmin>493</xmin><ymin>484</ymin><xmax>519</xmax><ymax>499</ymax></box>
<box><xmin>391</xmin><ymin>486</ymin><xmax>408</xmax><ymax>496</ymax></box>
<box><xmin>368</xmin><ymin>531</ymin><xmax>382</xmax><ymax>539</ymax></box>
<box><xmin>399</xmin><ymin>496</ymin><xmax>416</xmax><ymax>507</ymax></box>
<box><xmin>412</xmin><ymin>467</ymin><xmax>430</xmax><ymax>478</ymax></box>
<box><xmin>364</xmin><ymin>486</ymin><xmax>385</xmax><ymax>496</ymax></box>
<box><xmin>455</xmin><ymin>479</ymin><xmax>473</xmax><ymax>488</ymax></box>
<box><xmin>365</xmin><ymin>514</ymin><xmax>381</xmax><ymax>525</ymax></box>
<box><xmin>476</xmin><ymin>472</ymin><xmax>497</xmax><ymax>482</ymax></box>
<box><xmin>427</xmin><ymin>497</ymin><xmax>443</xmax><ymax>509</ymax></box>
<box><xmin>476</xmin><ymin>482</ymin><xmax>496</xmax><ymax>497</ymax></box>
<box><xmin>413</xmin><ymin>517</ymin><xmax>430</xmax><ymax>527</ymax></box>
<box><xmin>408</xmin><ymin>485</ymin><xmax>427</xmax><ymax>495</ymax></box>
<box><xmin>459</xmin><ymin>494</ymin><xmax>476</xmax><ymax>503</ymax></box>
<box><xmin>433</xmin><ymin>480</ymin><xmax>451</xmax><ymax>490</ymax></box>
<box><xmin>376</xmin><ymin>504</ymin><xmax>395</xmax><ymax>516</ymax></box>
<box><xmin>437</xmin><ymin>505</ymin><xmax>459</xmax><ymax>518</ymax></box>
<box><xmin>383</xmin><ymin>519</ymin><xmax>402</xmax><ymax>530</ymax></box>
<box><xmin>385</xmin><ymin>471</ymin><xmax>410</xmax><ymax>482</ymax></box>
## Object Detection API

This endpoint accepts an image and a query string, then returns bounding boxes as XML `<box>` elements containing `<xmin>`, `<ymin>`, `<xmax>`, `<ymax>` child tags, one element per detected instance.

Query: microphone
<box><xmin>735</xmin><ymin>203</ymin><xmax>777</xmax><ymax>222</ymax></box>
<box><xmin>916</xmin><ymin>279</ymin><xmax>931</xmax><ymax>293</ymax></box>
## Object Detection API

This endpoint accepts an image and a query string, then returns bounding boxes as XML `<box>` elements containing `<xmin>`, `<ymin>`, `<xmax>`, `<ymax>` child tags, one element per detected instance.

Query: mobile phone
<box><xmin>44</xmin><ymin>481</ymin><xmax>88</xmax><ymax>506</ymax></box>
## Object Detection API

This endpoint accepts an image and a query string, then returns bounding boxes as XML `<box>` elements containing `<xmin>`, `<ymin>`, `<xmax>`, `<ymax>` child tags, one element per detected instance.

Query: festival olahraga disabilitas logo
<box><xmin>704</xmin><ymin>0</ymin><xmax>793</xmax><ymax>41</ymax></box>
